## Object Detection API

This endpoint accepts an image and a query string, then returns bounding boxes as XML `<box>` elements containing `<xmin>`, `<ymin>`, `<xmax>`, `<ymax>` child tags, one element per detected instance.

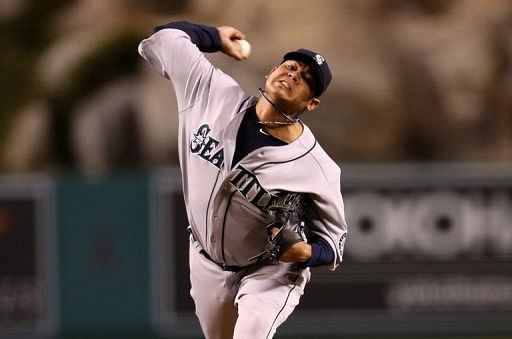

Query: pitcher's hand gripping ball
<box><xmin>234</xmin><ymin>39</ymin><xmax>251</xmax><ymax>58</ymax></box>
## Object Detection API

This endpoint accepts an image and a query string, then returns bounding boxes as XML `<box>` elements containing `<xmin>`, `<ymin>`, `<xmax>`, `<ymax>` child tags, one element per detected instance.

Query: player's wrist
<box><xmin>295</xmin><ymin>242</ymin><xmax>312</xmax><ymax>262</ymax></box>
<box><xmin>280</xmin><ymin>242</ymin><xmax>311</xmax><ymax>262</ymax></box>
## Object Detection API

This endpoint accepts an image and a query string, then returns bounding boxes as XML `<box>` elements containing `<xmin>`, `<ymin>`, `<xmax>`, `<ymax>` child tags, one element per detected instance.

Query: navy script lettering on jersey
<box><xmin>229</xmin><ymin>165</ymin><xmax>277</xmax><ymax>211</ymax></box>
<box><xmin>190</xmin><ymin>123</ymin><xmax>224</xmax><ymax>169</ymax></box>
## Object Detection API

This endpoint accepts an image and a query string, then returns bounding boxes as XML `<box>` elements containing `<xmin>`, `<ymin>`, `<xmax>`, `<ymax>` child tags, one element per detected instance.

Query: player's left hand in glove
<box><xmin>266</xmin><ymin>220</ymin><xmax>309</xmax><ymax>262</ymax></box>
<box><xmin>249</xmin><ymin>192</ymin><xmax>309</xmax><ymax>263</ymax></box>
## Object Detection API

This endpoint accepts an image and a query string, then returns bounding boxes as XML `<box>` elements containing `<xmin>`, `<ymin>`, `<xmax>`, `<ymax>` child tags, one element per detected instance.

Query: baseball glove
<box><xmin>249</xmin><ymin>192</ymin><xmax>308</xmax><ymax>263</ymax></box>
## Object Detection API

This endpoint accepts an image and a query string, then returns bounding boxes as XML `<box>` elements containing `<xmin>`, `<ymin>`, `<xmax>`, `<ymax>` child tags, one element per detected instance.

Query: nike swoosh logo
<box><xmin>259</xmin><ymin>128</ymin><xmax>270</xmax><ymax>136</ymax></box>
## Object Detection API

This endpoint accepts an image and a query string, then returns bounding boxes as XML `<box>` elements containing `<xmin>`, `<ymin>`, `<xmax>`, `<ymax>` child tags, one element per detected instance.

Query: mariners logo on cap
<box><xmin>314</xmin><ymin>54</ymin><xmax>325</xmax><ymax>65</ymax></box>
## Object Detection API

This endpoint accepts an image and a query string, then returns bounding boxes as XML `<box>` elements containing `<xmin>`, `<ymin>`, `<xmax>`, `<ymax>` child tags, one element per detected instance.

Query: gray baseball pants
<box><xmin>189</xmin><ymin>239</ymin><xmax>310</xmax><ymax>339</ymax></box>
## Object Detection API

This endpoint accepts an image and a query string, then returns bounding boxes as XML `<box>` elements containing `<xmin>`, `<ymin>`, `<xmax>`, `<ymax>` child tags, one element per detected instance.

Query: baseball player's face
<box><xmin>265</xmin><ymin>60</ymin><xmax>320</xmax><ymax>114</ymax></box>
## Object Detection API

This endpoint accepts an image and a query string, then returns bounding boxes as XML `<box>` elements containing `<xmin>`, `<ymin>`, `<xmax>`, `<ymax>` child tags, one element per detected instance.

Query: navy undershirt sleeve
<box><xmin>153</xmin><ymin>21</ymin><xmax>221</xmax><ymax>52</ymax></box>
<box><xmin>303</xmin><ymin>236</ymin><xmax>335</xmax><ymax>267</ymax></box>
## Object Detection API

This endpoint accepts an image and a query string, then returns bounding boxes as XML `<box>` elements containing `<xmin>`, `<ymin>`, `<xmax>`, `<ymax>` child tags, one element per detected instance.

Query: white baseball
<box><xmin>234</xmin><ymin>39</ymin><xmax>251</xmax><ymax>58</ymax></box>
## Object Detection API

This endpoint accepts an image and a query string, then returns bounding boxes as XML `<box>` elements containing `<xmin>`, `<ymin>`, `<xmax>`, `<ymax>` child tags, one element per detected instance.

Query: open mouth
<box><xmin>278</xmin><ymin>80</ymin><xmax>292</xmax><ymax>92</ymax></box>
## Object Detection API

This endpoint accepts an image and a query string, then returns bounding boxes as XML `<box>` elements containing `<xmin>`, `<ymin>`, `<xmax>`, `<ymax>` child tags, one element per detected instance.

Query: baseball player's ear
<box><xmin>306</xmin><ymin>98</ymin><xmax>320</xmax><ymax>111</ymax></box>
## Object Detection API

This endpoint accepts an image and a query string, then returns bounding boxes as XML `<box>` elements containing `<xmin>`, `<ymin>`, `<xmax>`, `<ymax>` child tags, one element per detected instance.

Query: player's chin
<box><xmin>271</xmin><ymin>87</ymin><xmax>295</xmax><ymax>102</ymax></box>
<box><xmin>277</xmin><ymin>83</ymin><xmax>294</xmax><ymax>97</ymax></box>
<box><xmin>268</xmin><ymin>81</ymin><xmax>290</xmax><ymax>94</ymax></box>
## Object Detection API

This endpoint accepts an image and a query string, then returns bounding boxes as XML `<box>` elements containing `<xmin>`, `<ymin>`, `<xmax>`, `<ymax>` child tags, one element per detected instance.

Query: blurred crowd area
<box><xmin>1</xmin><ymin>0</ymin><xmax>512</xmax><ymax>173</ymax></box>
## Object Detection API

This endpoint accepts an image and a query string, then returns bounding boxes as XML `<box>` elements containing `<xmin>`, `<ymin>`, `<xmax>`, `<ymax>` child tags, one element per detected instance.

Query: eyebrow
<box><xmin>285</xmin><ymin>61</ymin><xmax>314</xmax><ymax>82</ymax></box>
<box><xmin>296</xmin><ymin>62</ymin><xmax>316</xmax><ymax>90</ymax></box>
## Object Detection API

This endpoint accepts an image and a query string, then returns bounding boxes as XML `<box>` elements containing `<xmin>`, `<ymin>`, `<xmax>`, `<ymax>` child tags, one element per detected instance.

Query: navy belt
<box><xmin>199</xmin><ymin>249</ymin><xmax>244</xmax><ymax>272</ymax></box>
<box><xmin>189</xmin><ymin>230</ymin><xmax>245</xmax><ymax>272</ymax></box>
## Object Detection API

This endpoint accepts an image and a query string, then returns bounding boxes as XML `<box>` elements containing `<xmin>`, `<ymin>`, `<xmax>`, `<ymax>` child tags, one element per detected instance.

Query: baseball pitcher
<box><xmin>138</xmin><ymin>20</ymin><xmax>348</xmax><ymax>339</ymax></box>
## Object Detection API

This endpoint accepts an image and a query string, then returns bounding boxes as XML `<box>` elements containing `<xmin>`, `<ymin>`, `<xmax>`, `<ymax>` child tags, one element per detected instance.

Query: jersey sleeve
<box><xmin>153</xmin><ymin>21</ymin><xmax>221</xmax><ymax>52</ymax></box>
<box><xmin>306</xmin><ymin>167</ymin><xmax>348</xmax><ymax>271</ymax></box>
<box><xmin>138</xmin><ymin>26</ymin><xmax>216</xmax><ymax>111</ymax></box>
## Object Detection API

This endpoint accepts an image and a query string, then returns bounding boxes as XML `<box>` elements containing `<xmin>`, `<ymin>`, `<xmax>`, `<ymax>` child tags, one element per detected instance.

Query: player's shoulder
<box><xmin>294</xmin><ymin>127</ymin><xmax>340</xmax><ymax>182</ymax></box>
<box><xmin>309</xmin><ymin>141</ymin><xmax>341</xmax><ymax>177</ymax></box>
<box><xmin>300</xmin><ymin>125</ymin><xmax>339</xmax><ymax>168</ymax></box>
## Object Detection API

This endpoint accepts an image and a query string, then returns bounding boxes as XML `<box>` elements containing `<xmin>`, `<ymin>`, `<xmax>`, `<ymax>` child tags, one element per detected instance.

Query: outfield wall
<box><xmin>0</xmin><ymin>164</ymin><xmax>511</xmax><ymax>337</ymax></box>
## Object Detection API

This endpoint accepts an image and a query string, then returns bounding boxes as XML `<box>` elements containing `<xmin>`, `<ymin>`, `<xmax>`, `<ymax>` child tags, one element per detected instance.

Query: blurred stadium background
<box><xmin>1</xmin><ymin>0</ymin><xmax>512</xmax><ymax>338</ymax></box>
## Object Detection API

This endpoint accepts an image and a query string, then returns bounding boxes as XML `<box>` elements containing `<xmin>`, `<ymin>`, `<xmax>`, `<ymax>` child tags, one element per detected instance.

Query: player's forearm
<box><xmin>304</xmin><ymin>237</ymin><xmax>335</xmax><ymax>267</ymax></box>
<box><xmin>279</xmin><ymin>242</ymin><xmax>312</xmax><ymax>263</ymax></box>
<box><xmin>280</xmin><ymin>236</ymin><xmax>335</xmax><ymax>267</ymax></box>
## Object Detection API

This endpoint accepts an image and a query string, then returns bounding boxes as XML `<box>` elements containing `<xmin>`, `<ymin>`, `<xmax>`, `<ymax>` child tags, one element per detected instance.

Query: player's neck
<box><xmin>255</xmin><ymin>98</ymin><xmax>303</xmax><ymax>143</ymax></box>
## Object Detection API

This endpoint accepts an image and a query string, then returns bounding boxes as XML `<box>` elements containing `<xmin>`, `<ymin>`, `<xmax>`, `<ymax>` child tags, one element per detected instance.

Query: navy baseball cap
<box><xmin>282</xmin><ymin>48</ymin><xmax>332</xmax><ymax>97</ymax></box>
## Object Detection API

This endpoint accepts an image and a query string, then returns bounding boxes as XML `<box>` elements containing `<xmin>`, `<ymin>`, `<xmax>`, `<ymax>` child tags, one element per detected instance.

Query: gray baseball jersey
<box><xmin>138</xmin><ymin>28</ymin><xmax>348</xmax><ymax>270</ymax></box>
